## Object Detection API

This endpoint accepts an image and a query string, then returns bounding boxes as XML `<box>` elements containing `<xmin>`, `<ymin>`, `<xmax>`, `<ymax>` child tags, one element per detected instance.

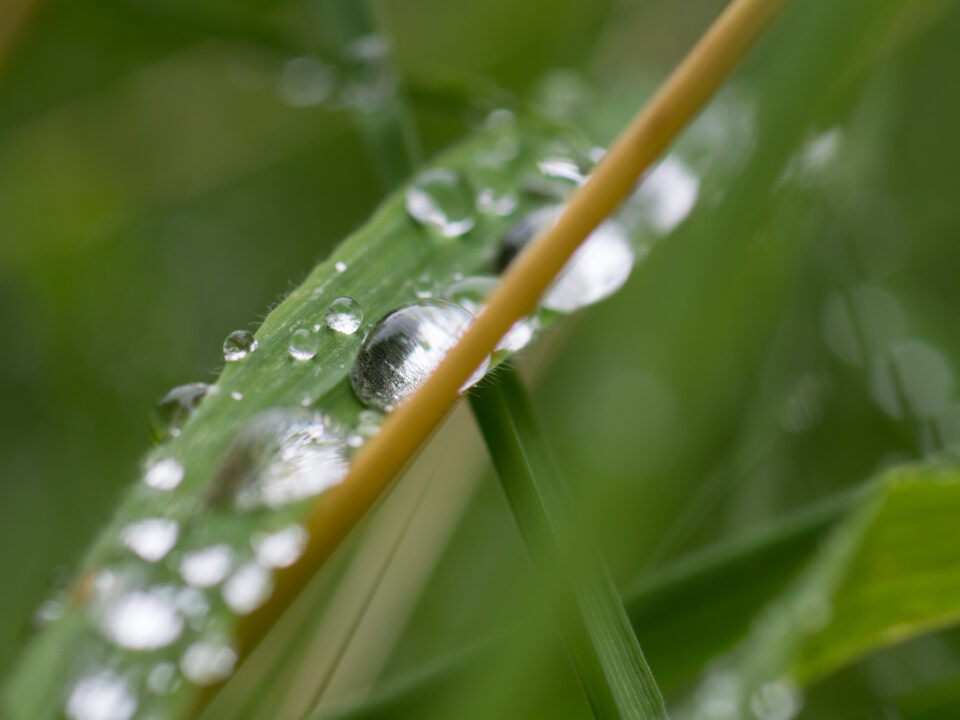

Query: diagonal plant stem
<box><xmin>236</xmin><ymin>0</ymin><xmax>788</xmax><ymax>677</ymax></box>
<box><xmin>469</xmin><ymin>366</ymin><xmax>669</xmax><ymax>719</ymax></box>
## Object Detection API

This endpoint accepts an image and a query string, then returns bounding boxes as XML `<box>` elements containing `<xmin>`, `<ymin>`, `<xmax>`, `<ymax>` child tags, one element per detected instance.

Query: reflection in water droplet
<box><xmin>99</xmin><ymin>587</ymin><xmax>184</xmax><ymax>650</ymax></box>
<box><xmin>278</xmin><ymin>56</ymin><xmax>335</xmax><ymax>107</ymax></box>
<box><xmin>251</xmin><ymin>525</ymin><xmax>308</xmax><ymax>568</ymax></box>
<box><xmin>180</xmin><ymin>640</ymin><xmax>237</xmax><ymax>686</ymax></box>
<box><xmin>223</xmin><ymin>330</ymin><xmax>258</xmax><ymax>362</ymax></box>
<box><xmin>222</xmin><ymin>563</ymin><xmax>273</xmax><ymax>615</ymax></box>
<box><xmin>749</xmin><ymin>680</ymin><xmax>802</xmax><ymax>720</ymax></box>
<box><xmin>443</xmin><ymin>276</ymin><xmax>538</xmax><ymax>352</ymax></box>
<box><xmin>143</xmin><ymin>458</ymin><xmax>184</xmax><ymax>491</ymax></box>
<box><xmin>870</xmin><ymin>341</ymin><xmax>954</xmax><ymax>421</ymax></box>
<box><xmin>180</xmin><ymin>545</ymin><xmax>233</xmax><ymax>588</ymax></box>
<box><xmin>121</xmin><ymin>518</ymin><xmax>179</xmax><ymax>563</ymax></box>
<box><xmin>349</xmin><ymin>301</ymin><xmax>490</xmax><ymax>411</ymax></box>
<box><xmin>630</xmin><ymin>156</ymin><xmax>699</xmax><ymax>234</ymax></box>
<box><xmin>211</xmin><ymin>409</ymin><xmax>349</xmax><ymax>510</ymax></box>
<box><xmin>325</xmin><ymin>297</ymin><xmax>363</xmax><ymax>335</ymax></box>
<box><xmin>146</xmin><ymin>661</ymin><xmax>180</xmax><ymax>695</ymax></box>
<box><xmin>151</xmin><ymin>383</ymin><xmax>211</xmax><ymax>441</ymax></box>
<box><xmin>538</xmin><ymin>156</ymin><xmax>585</xmax><ymax>185</ymax></box>
<box><xmin>821</xmin><ymin>286</ymin><xmax>904</xmax><ymax>366</ymax></box>
<box><xmin>500</xmin><ymin>206</ymin><xmax>635</xmax><ymax>313</ymax></box>
<box><xmin>406</xmin><ymin>169</ymin><xmax>476</xmax><ymax>237</ymax></box>
<box><xmin>66</xmin><ymin>670</ymin><xmax>137</xmax><ymax>720</ymax></box>
<box><xmin>288</xmin><ymin>328</ymin><xmax>318</xmax><ymax>361</ymax></box>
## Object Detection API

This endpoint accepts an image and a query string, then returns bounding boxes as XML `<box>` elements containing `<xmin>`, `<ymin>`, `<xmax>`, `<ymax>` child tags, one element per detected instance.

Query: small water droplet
<box><xmin>475</xmin><ymin>109</ymin><xmax>521</xmax><ymax>166</ymax></box>
<box><xmin>413</xmin><ymin>276</ymin><xmax>435</xmax><ymax>299</ymax></box>
<box><xmin>349</xmin><ymin>300</ymin><xmax>490</xmax><ymax>411</ymax></box>
<box><xmin>231</xmin><ymin>391</ymin><xmax>243</xmax><ymax>401</ymax></box>
<box><xmin>342</xmin><ymin>34</ymin><xmax>393</xmax><ymax>113</ymax></box>
<box><xmin>223</xmin><ymin>330</ymin><xmax>258</xmax><ymax>363</ymax></box>
<box><xmin>335</xmin><ymin>261</ymin><xmax>347</xmax><ymax>273</ymax></box>
<box><xmin>222</xmin><ymin>563</ymin><xmax>273</xmax><ymax>615</ymax></box>
<box><xmin>251</xmin><ymin>525</ymin><xmax>308</xmax><ymax>568</ymax></box>
<box><xmin>500</xmin><ymin>206</ymin><xmax>635</xmax><ymax>312</ymax></box>
<box><xmin>406</xmin><ymin>169</ymin><xmax>476</xmax><ymax>237</ymax></box>
<box><xmin>66</xmin><ymin>670</ymin><xmax>137</xmax><ymax>720</ymax></box>
<box><xmin>143</xmin><ymin>458</ymin><xmax>184</xmax><ymax>491</ymax></box>
<box><xmin>210</xmin><ymin>409</ymin><xmax>349</xmax><ymax>510</ymax></box>
<box><xmin>325</xmin><ymin>297</ymin><xmax>363</xmax><ymax>335</ymax></box>
<box><xmin>151</xmin><ymin>383</ymin><xmax>211</xmax><ymax>441</ymax></box>
<box><xmin>99</xmin><ymin>587</ymin><xmax>184</xmax><ymax>650</ymax></box>
<box><xmin>538</xmin><ymin>156</ymin><xmax>586</xmax><ymax>185</ymax></box>
<box><xmin>278</xmin><ymin>56</ymin><xmax>335</xmax><ymax>107</ymax></box>
<box><xmin>180</xmin><ymin>640</ymin><xmax>237</xmax><ymax>686</ymax></box>
<box><xmin>180</xmin><ymin>544</ymin><xmax>233</xmax><ymax>588</ymax></box>
<box><xmin>288</xmin><ymin>328</ymin><xmax>318</xmax><ymax>361</ymax></box>
<box><xmin>443</xmin><ymin>276</ymin><xmax>538</xmax><ymax>352</ymax></box>
<box><xmin>146</xmin><ymin>662</ymin><xmax>180</xmax><ymax>695</ymax></box>
<box><xmin>175</xmin><ymin>587</ymin><xmax>210</xmax><ymax>626</ymax></box>
<box><xmin>749</xmin><ymin>680</ymin><xmax>801</xmax><ymax>720</ymax></box>
<box><xmin>121</xmin><ymin>518</ymin><xmax>179</xmax><ymax>563</ymax></box>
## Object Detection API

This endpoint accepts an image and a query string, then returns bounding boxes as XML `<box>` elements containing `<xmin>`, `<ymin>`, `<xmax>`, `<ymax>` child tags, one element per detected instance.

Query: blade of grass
<box><xmin>469</xmin><ymin>366</ymin><xmax>668</xmax><ymax>720</ymax></box>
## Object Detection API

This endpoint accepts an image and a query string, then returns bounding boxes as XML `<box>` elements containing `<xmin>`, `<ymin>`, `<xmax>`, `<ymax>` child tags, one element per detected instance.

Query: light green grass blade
<box><xmin>469</xmin><ymin>367</ymin><xmax>668</xmax><ymax>720</ymax></box>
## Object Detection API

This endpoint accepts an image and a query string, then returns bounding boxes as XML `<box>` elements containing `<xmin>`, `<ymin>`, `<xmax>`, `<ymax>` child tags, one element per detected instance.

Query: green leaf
<box><xmin>470</xmin><ymin>366</ymin><xmax>668</xmax><ymax>719</ymax></box>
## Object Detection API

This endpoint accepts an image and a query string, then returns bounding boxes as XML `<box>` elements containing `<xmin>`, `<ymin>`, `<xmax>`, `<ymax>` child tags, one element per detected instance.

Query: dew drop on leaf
<box><xmin>150</xmin><ymin>383</ymin><xmax>211</xmax><ymax>442</ymax></box>
<box><xmin>251</xmin><ymin>525</ymin><xmax>308</xmax><ymax>568</ymax></box>
<box><xmin>443</xmin><ymin>276</ymin><xmax>538</xmax><ymax>352</ymax></box>
<box><xmin>120</xmin><ymin>518</ymin><xmax>179</xmax><ymax>563</ymax></box>
<box><xmin>146</xmin><ymin>661</ymin><xmax>180</xmax><ymax>696</ymax></box>
<box><xmin>349</xmin><ymin>300</ymin><xmax>490</xmax><ymax>412</ymax></box>
<box><xmin>222</xmin><ymin>330</ymin><xmax>258</xmax><ymax>363</ymax></box>
<box><xmin>180</xmin><ymin>640</ymin><xmax>237</xmax><ymax>686</ymax></box>
<box><xmin>179</xmin><ymin>544</ymin><xmax>233</xmax><ymax>588</ymax></box>
<box><xmin>406</xmin><ymin>169</ymin><xmax>476</xmax><ymax>237</ymax></box>
<box><xmin>288</xmin><ymin>328</ymin><xmax>318</xmax><ymax>361</ymax></box>
<box><xmin>143</xmin><ymin>458</ymin><xmax>184</xmax><ymax>491</ymax></box>
<box><xmin>325</xmin><ymin>297</ymin><xmax>363</xmax><ymax>335</ymax></box>
<box><xmin>222</xmin><ymin>562</ymin><xmax>273</xmax><ymax>615</ymax></box>
<box><xmin>65</xmin><ymin>669</ymin><xmax>137</xmax><ymax>720</ymax></box>
<box><xmin>99</xmin><ymin>587</ymin><xmax>184</xmax><ymax>650</ymax></box>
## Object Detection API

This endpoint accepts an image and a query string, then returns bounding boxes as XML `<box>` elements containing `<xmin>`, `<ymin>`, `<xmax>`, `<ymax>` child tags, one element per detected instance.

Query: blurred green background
<box><xmin>3</xmin><ymin>0</ymin><xmax>960</xmax><ymax>716</ymax></box>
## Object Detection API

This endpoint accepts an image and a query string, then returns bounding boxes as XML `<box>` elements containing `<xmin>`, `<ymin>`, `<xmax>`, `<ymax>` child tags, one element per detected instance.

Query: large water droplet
<box><xmin>121</xmin><ymin>518</ymin><xmax>179</xmax><ymax>563</ymax></box>
<box><xmin>211</xmin><ymin>409</ymin><xmax>349</xmax><ymax>510</ymax></box>
<box><xmin>223</xmin><ymin>330</ymin><xmax>258</xmax><ymax>363</ymax></box>
<box><xmin>151</xmin><ymin>383</ymin><xmax>211</xmax><ymax>442</ymax></box>
<box><xmin>500</xmin><ymin>206</ymin><xmax>635</xmax><ymax>312</ymax></box>
<box><xmin>143</xmin><ymin>458</ymin><xmax>184</xmax><ymax>491</ymax></box>
<box><xmin>406</xmin><ymin>169</ymin><xmax>476</xmax><ymax>237</ymax></box>
<box><xmin>180</xmin><ymin>640</ymin><xmax>237</xmax><ymax>686</ymax></box>
<box><xmin>251</xmin><ymin>525</ymin><xmax>308</xmax><ymax>568</ymax></box>
<box><xmin>222</xmin><ymin>562</ymin><xmax>273</xmax><ymax>614</ymax></box>
<box><xmin>443</xmin><ymin>276</ymin><xmax>538</xmax><ymax>352</ymax></box>
<box><xmin>66</xmin><ymin>670</ymin><xmax>137</xmax><ymax>720</ymax></box>
<box><xmin>325</xmin><ymin>297</ymin><xmax>363</xmax><ymax>335</ymax></box>
<box><xmin>99</xmin><ymin>587</ymin><xmax>184</xmax><ymax>650</ymax></box>
<box><xmin>288</xmin><ymin>328</ymin><xmax>318</xmax><ymax>361</ymax></box>
<box><xmin>179</xmin><ymin>544</ymin><xmax>233</xmax><ymax>588</ymax></box>
<box><xmin>349</xmin><ymin>300</ymin><xmax>490</xmax><ymax>411</ymax></box>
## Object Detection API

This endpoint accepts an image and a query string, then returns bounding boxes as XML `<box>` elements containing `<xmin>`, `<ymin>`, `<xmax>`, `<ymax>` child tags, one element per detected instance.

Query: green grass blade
<box><xmin>469</xmin><ymin>367</ymin><xmax>668</xmax><ymax>720</ymax></box>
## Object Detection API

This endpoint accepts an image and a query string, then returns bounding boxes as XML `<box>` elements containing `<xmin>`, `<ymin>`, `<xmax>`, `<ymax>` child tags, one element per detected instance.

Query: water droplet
<box><xmin>121</xmin><ymin>518</ymin><xmax>179</xmax><ymax>563</ymax></box>
<box><xmin>278</xmin><ymin>56</ymin><xmax>335</xmax><ymax>107</ymax></box>
<box><xmin>66</xmin><ymin>670</ymin><xmax>137</xmax><ymax>720</ymax></box>
<box><xmin>349</xmin><ymin>300</ymin><xmax>490</xmax><ymax>411</ymax></box>
<box><xmin>413</xmin><ymin>276</ymin><xmax>435</xmax><ymax>299</ymax></box>
<box><xmin>175</xmin><ymin>587</ymin><xmax>210</xmax><ymax>626</ymax></box>
<box><xmin>870</xmin><ymin>341</ymin><xmax>954</xmax><ymax>421</ymax></box>
<box><xmin>630</xmin><ymin>156</ymin><xmax>700</xmax><ymax>234</ymax></box>
<box><xmin>180</xmin><ymin>544</ymin><xmax>233</xmax><ymax>588</ymax></box>
<box><xmin>288</xmin><ymin>328</ymin><xmax>318</xmax><ymax>361</ymax></box>
<box><xmin>146</xmin><ymin>662</ymin><xmax>180</xmax><ymax>695</ymax></box>
<box><xmin>406</xmin><ymin>169</ymin><xmax>476</xmax><ymax>237</ymax></box>
<box><xmin>749</xmin><ymin>680</ymin><xmax>802</xmax><ymax>720</ymax></box>
<box><xmin>342</xmin><ymin>34</ymin><xmax>393</xmax><ymax>113</ymax></box>
<box><xmin>475</xmin><ymin>109</ymin><xmax>521</xmax><ymax>166</ymax></box>
<box><xmin>251</xmin><ymin>525</ymin><xmax>308</xmax><ymax>568</ymax></box>
<box><xmin>99</xmin><ymin>587</ymin><xmax>183</xmax><ymax>650</ymax></box>
<box><xmin>223</xmin><ymin>330</ymin><xmax>258</xmax><ymax>363</ymax></box>
<box><xmin>443</xmin><ymin>276</ymin><xmax>538</xmax><ymax>352</ymax></box>
<box><xmin>500</xmin><ymin>206</ymin><xmax>635</xmax><ymax>312</ymax></box>
<box><xmin>476</xmin><ymin>187</ymin><xmax>518</xmax><ymax>217</ymax></box>
<box><xmin>151</xmin><ymin>383</ymin><xmax>211</xmax><ymax>441</ymax></box>
<box><xmin>538</xmin><ymin>156</ymin><xmax>586</xmax><ymax>185</ymax></box>
<box><xmin>821</xmin><ymin>286</ymin><xmax>904</xmax><ymax>366</ymax></box>
<box><xmin>210</xmin><ymin>409</ymin><xmax>349</xmax><ymax>510</ymax></box>
<box><xmin>325</xmin><ymin>297</ymin><xmax>363</xmax><ymax>335</ymax></box>
<box><xmin>335</xmin><ymin>261</ymin><xmax>347</xmax><ymax>273</ymax></box>
<box><xmin>231</xmin><ymin>390</ymin><xmax>243</xmax><ymax>401</ymax></box>
<box><xmin>180</xmin><ymin>640</ymin><xmax>237</xmax><ymax>686</ymax></box>
<box><xmin>222</xmin><ymin>563</ymin><xmax>273</xmax><ymax>614</ymax></box>
<box><xmin>143</xmin><ymin>458</ymin><xmax>184</xmax><ymax>491</ymax></box>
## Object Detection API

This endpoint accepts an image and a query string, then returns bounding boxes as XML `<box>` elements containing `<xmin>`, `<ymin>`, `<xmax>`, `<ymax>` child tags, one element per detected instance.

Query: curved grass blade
<box><xmin>470</xmin><ymin>367</ymin><xmax>668</xmax><ymax>719</ymax></box>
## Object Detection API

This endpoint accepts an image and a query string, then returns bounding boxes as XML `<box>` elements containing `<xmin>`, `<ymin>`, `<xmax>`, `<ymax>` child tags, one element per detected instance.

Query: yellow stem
<box><xmin>236</xmin><ymin>0</ymin><xmax>787</xmax><ymax>668</ymax></box>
